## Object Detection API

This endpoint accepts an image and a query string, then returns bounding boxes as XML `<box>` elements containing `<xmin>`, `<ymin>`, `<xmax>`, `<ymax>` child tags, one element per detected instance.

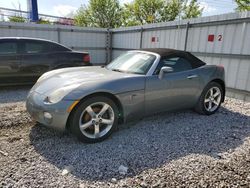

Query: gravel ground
<box><xmin>0</xmin><ymin>87</ymin><xmax>250</xmax><ymax>187</ymax></box>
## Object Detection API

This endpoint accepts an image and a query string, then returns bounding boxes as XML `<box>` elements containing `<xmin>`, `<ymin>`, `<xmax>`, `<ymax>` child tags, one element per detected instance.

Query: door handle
<box><xmin>130</xmin><ymin>94</ymin><xmax>137</xmax><ymax>101</ymax></box>
<box><xmin>187</xmin><ymin>75</ymin><xmax>198</xmax><ymax>79</ymax></box>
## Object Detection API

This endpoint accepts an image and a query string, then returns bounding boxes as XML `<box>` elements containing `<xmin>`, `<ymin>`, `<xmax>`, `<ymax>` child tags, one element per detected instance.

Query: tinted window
<box><xmin>25</xmin><ymin>42</ymin><xmax>46</xmax><ymax>53</ymax></box>
<box><xmin>0</xmin><ymin>42</ymin><xmax>17</xmax><ymax>54</ymax></box>
<box><xmin>49</xmin><ymin>43</ymin><xmax>70</xmax><ymax>52</ymax></box>
<box><xmin>154</xmin><ymin>56</ymin><xmax>192</xmax><ymax>74</ymax></box>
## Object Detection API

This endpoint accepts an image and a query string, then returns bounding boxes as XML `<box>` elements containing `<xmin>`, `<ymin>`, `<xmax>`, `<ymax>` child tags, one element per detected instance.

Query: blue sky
<box><xmin>0</xmin><ymin>0</ymin><xmax>237</xmax><ymax>17</ymax></box>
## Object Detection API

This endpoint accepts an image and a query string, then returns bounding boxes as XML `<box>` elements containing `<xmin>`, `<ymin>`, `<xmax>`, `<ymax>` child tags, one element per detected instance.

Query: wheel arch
<box><xmin>209</xmin><ymin>79</ymin><xmax>225</xmax><ymax>102</ymax></box>
<box><xmin>66</xmin><ymin>92</ymin><xmax>124</xmax><ymax>130</ymax></box>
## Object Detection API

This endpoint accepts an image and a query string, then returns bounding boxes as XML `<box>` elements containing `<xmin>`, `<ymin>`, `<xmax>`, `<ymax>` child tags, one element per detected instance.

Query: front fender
<box><xmin>64</xmin><ymin>76</ymin><xmax>145</xmax><ymax>101</ymax></box>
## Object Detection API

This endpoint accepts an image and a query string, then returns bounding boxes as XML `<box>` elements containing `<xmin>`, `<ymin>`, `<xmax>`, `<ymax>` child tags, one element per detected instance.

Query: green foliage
<box><xmin>38</xmin><ymin>18</ymin><xmax>51</xmax><ymax>24</ymax></box>
<box><xmin>182</xmin><ymin>0</ymin><xmax>203</xmax><ymax>19</ymax></box>
<box><xmin>120</xmin><ymin>4</ymin><xmax>141</xmax><ymax>26</ymax></box>
<box><xmin>124</xmin><ymin>0</ymin><xmax>165</xmax><ymax>25</ymax></box>
<box><xmin>74</xmin><ymin>6</ymin><xmax>89</xmax><ymax>27</ymax></box>
<box><xmin>162</xmin><ymin>0</ymin><xmax>183</xmax><ymax>22</ymax></box>
<box><xmin>74</xmin><ymin>0</ymin><xmax>122</xmax><ymax>28</ymax></box>
<box><xmin>235</xmin><ymin>0</ymin><xmax>250</xmax><ymax>11</ymax></box>
<box><xmin>8</xmin><ymin>16</ymin><xmax>51</xmax><ymax>24</ymax></box>
<box><xmin>8</xmin><ymin>16</ymin><xmax>25</xmax><ymax>23</ymax></box>
<box><xmin>74</xmin><ymin>0</ymin><xmax>203</xmax><ymax>28</ymax></box>
<box><xmin>123</xmin><ymin>0</ymin><xmax>202</xmax><ymax>25</ymax></box>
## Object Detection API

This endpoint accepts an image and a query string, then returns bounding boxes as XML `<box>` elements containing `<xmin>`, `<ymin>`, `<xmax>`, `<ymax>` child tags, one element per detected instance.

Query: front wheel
<box><xmin>195</xmin><ymin>82</ymin><xmax>223</xmax><ymax>115</ymax></box>
<box><xmin>69</xmin><ymin>96</ymin><xmax>119</xmax><ymax>143</ymax></box>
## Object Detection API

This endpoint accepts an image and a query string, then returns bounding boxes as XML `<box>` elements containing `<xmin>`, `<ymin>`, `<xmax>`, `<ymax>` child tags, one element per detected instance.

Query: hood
<box><xmin>32</xmin><ymin>66</ymin><xmax>140</xmax><ymax>95</ymax></box>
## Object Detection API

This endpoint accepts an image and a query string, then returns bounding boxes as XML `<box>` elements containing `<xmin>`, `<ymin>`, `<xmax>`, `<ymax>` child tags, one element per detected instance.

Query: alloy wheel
<box><xmin>79</xmin><ymin>102</ymin><xmax>115</xmax><ymax>139</ymax></box>
<box><xmin>204</xmin><ymin>86</ymin><xmax>222</xmax><ymax>112</ymax></box>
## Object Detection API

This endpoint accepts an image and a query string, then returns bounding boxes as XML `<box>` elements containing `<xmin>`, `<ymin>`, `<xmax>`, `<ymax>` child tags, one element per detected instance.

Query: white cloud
<box><xmin>199</xmin><ymin>2</ymin><xmax>217</xmax><ymax>14</ymax></box>
<box><xmin>53</xmin><ymin>5</ymin><xmax>78</xmax><ymax>17</ymax></box>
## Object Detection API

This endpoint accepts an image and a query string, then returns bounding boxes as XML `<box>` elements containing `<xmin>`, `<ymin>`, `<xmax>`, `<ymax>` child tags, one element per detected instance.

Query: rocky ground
<box><xmin>0</xmin><ymin>87</ymin><xmax>250</xmax><ymax>188</ymax></box>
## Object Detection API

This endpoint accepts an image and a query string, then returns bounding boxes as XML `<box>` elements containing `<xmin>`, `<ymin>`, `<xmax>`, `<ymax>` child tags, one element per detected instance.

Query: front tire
<box><xmin>195</xmin><ymin>82</ymin><xmax>223</xmax><ymax>115</ymax></box>
<box><xmin>69</xmin><ymin>96</ymin><xmax>119</xmax><ymax>143</ymax></box>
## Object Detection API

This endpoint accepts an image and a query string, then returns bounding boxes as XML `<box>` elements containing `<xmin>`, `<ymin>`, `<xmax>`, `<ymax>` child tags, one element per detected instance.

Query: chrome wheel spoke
<box><xmin>102</xmin><ymin>118</ymin><xmax>113</xmax><ymax>125</ymax></box>
<box><xmin>209</xmin><ymin>88</ymin><xmax>213</xmax><ymax>96</ymax></box>
<box><xmin>213</xmin><ymin>100</ymin><xmax>219</xmax><ymax>106</ymax></box>
<box><xmin>208</xmin><ymin>101</ymin><xmax>212</xmax><ymax>111</ymax></box>
<box><xmin>204</xmin><ymin>98</ymin><xmax>210</xmax><ymax>103</ymax></box>
<box><xmin>98</xmin><ymin>104</ymin><xmax>109</xmax><ymax>116</ymax></box>
<box><xmin>94</xmin><ymin>124</ymin><xmax>100</xmax><ymax>137</ymax></box>
<box><xmin>213</xmin><ymin>91</ymin><xmax>220</xmax><ymax>98</ymax></box>
<box><xmin>86</xmin><ymin>106</ymin><xmax>96</xmax><ymax>118</ymax></box>
<box><xmin>80</xmin><ymin>120</ymin><xmax>93</xmax><ymax>130</ymax></box>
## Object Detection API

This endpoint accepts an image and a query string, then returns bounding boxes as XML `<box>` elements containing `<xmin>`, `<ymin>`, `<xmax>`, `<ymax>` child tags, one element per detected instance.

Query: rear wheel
<box><xmin>195</xmin><ymin>82</ymin><xmax>223</xmax><ymax>115</ymax></box>
<box><xmin>69</xmin><ymin>96</ymin><xmax>119</xmax><ymax>143</ymax></box>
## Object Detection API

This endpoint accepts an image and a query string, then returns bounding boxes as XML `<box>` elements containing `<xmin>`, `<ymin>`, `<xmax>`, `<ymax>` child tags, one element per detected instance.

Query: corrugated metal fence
<box><xmin>0</xmin><ymin>11</ymin><xmax>249</xmax><ymax>99</ymax></box>
<box><xmin>112</xmin><ymin>11</ymin><xmax>250</xmax><ymax>99</ymax></box>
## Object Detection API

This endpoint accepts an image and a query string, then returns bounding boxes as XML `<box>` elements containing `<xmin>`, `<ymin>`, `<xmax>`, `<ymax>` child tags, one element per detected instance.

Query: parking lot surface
<box><xmin>0</xmin><ymin>87</ymin><xmax>250</xmax><ymax>187</ymax></box>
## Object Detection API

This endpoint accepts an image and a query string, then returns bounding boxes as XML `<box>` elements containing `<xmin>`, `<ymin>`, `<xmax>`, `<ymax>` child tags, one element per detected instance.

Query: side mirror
<box><xmin>159</xmin><ymin>66</ymin><xmax>173</xmax><ymax>79</ymax></box>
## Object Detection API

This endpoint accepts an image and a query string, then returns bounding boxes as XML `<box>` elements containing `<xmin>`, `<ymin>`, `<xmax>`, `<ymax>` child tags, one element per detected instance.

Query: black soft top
<box><xmin>141</xmin><ymin>48</ymin><xmax>206</xmax><ymax>68</ymax></box>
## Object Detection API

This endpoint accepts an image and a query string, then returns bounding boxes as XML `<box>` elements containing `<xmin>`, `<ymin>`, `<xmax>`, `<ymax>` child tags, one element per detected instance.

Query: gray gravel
<box><xmin>0</xmin><ymin>88</ymin><xmax>250</xmax><ymax>187</ymax></box>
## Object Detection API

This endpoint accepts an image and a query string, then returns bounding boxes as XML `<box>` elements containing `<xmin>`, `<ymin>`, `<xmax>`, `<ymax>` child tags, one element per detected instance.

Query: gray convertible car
<box><xmin>26</xmin><ymin>49</ymin><xmax>225</xmax><ymax>143</ymax></box>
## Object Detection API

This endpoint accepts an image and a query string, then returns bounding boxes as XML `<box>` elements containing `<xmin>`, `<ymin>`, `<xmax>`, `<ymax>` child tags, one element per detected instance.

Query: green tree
<box><xmin>162</xmin><ymin>0</ymin><xmax>183</xmax><ymax>22</ymax></box>
<box><xmin>235</xmin><ymin>0</ymin><xmax>250</xmax><ymax>11</ymax></box>
<box><xmin>8</xmin><ymin>16</ymin><xmax>25</xmax><ymax>23</ymax></box>
<box><xmin>182</xmin><ymin>0</ymin><xmax>203</xmax><ymax>19</ymax></box>
<box><xmin>122</xmin><ymin>0</ymin><xmax>202</xmax><ymax>26</ymax></box>
<box><xmin>124</xmin><ymin>0</ymin><xmax>165</xmax><ymax>25</ymax></box>
<box><xmin>74</xmin><ymin>0</ymin><xmax>203</xmax><ymax>28</ymax></box>
<box><xmin>74</xmin><ymin>6</ymin><xmax>89</xmax><ymax>27</ymax></box>
<box><xmin>74</xmin><ymin>0</ymin><xmax>122</xmax><ymax>28</ymax></box>
<box><xmin>120</xmin><ymin>4</ymin><xmax>141</xmax><ymax>26</ymax></box>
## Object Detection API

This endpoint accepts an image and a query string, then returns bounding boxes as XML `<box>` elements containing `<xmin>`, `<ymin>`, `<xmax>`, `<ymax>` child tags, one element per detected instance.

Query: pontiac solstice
<box><xmin>26</xmin><ymin>49</ymin><xmax>225</xmax><ymax>143</ymax></box>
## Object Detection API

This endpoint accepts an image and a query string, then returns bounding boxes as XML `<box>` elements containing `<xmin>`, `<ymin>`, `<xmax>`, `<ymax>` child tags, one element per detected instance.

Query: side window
<box><xmin>0</xmin><ymin>42</ymin><xmax>17</xmax><ymax>55</ymax></box>
<box><xmin>154</xmin><ymin>56</ymin><xmax>193</xmax><ymax>74</ymax></box>
<box><xmin>49</xmin><ymin>43</ymin><xmax>69</xmax><ymax>52</ymax></box>
<box><xmin>24</xmin><ymin>42</ymin><xmax>46</xmax><ymax>54</ymax></box>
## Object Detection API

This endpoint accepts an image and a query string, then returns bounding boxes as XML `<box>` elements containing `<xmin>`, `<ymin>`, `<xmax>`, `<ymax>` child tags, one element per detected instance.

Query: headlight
<box><xmin>45</xmin><ymin>84</ymin><xmax>80</xmax><ymax>104</ymax></box>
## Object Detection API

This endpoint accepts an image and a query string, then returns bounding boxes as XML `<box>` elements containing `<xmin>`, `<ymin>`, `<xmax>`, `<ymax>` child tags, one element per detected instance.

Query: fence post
<box><xmin>139</xmin><ymin>27</ymin><xmax>143</xmax><ymax>49</ymax></box>
<box><xmin>106</xmin><ymin>28</ymin><xmax>112</xmax><ymax>64</ymax></box>
<box><xmin>57</xmin><ymin>28</ymin><xmax>61</xmax><ymax>43</ymax></box>
<box><xmin>184</xmin><ymin>22</ymin><xmax>190</xmax><ymax>51</ymax></box>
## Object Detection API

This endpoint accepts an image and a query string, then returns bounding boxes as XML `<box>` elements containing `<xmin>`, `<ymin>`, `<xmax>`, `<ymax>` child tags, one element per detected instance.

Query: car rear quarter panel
<box><xmin>197</xmin><ymin>65</ymin><xmax>225</xmax><ymax>95</ymax></box>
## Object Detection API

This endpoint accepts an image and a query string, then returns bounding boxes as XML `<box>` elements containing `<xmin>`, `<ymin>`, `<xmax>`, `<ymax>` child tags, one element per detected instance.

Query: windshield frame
<box><xmin>106</xmin><ymin>50</ymin><xmax>161</xmax><ymax>76</ymax></box>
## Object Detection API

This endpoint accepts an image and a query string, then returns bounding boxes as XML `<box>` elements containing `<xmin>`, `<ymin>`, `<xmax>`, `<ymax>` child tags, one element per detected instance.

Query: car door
<box><xmin>19</xmin><ymin>40</ymin><xmax>53</xmax><ymax>83</ymax></box>
<box><xmin>0</xmin><ymin>40</ymin><xmax>22</xmax><ymax>85</ymax></box>
<box><xmin>145</xmin><ymin>55</ymin><xmax>201</xmax><ymax>115</ymax></box>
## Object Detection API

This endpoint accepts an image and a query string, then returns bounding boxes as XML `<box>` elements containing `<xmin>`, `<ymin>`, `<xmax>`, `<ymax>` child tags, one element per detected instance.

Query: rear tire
<box><xmin>195</xmin><ymin>82</ymin><xmax>223</xmax><ymax>115</ymax></box>
<box><xmin>69</xmin><ymin>96</ymin><xmax>119</xmax><ymax>143</ymax></box>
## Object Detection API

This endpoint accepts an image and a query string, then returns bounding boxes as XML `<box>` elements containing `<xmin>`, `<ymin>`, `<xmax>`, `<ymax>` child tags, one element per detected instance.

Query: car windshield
<box><xmin>106</xmin><ymin>52</ymin><xmax>156</xmax><ymax>75</ymax></box>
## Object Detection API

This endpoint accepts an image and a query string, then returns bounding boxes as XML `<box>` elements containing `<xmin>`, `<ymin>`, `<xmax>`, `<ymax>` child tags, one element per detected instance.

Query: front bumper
<box><xmin>26</xmin><ymin>91</ymin><xmax>74</xmax><ymax>131</ymax></box>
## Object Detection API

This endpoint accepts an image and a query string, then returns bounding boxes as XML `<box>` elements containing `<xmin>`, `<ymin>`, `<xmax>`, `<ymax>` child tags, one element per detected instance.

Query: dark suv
<box><xmin>0</xmin><ymin>37</ymin><xmax>91</xmax><ymax>86</ymax></box>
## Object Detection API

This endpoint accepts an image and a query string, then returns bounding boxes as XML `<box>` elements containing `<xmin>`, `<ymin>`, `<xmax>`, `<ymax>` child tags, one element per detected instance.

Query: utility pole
<box><xmin>27</xmin><ymin>0</ymin><xmax>38</xmax><ymax>22</ymax></box>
